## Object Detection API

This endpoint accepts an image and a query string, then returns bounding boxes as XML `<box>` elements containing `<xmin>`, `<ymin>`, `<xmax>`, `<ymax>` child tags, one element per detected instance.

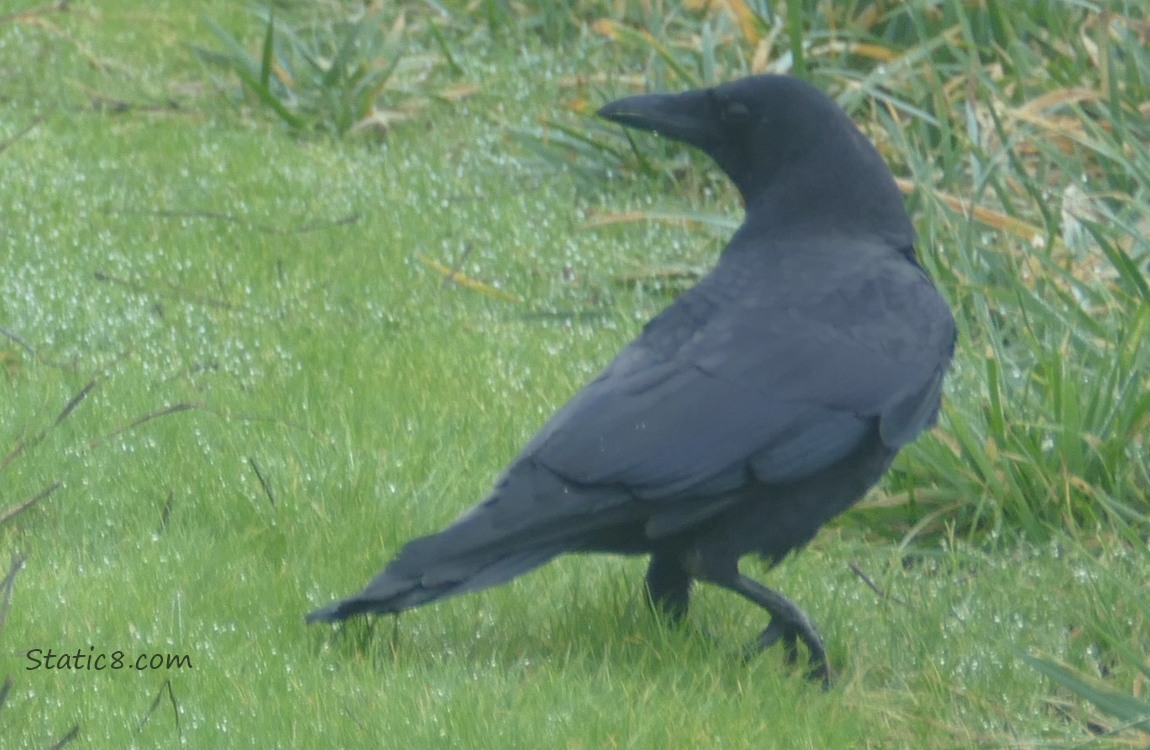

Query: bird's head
<box><xmin>598</xmin><ymin>75</ymin><xmax>915</xmax><ymax>247</ymax></box>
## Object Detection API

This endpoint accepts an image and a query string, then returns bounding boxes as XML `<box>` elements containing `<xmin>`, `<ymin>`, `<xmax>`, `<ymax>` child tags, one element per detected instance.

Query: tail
<box><xmin>306</xmin><ymin>535</ymin><xmax>559</xmax><ymax>623</ymax></box>
<box><xmin>307</xmin><ymin>460</ymin><xmax>636</xmax><ymax>624</ymax></box>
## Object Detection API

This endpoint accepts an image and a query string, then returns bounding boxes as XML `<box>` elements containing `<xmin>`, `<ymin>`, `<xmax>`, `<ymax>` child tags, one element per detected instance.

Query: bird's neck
<box><xmin>739</xmin><ymin>169</ymin><xmax>915</xmax><ymax>249</ymax></box>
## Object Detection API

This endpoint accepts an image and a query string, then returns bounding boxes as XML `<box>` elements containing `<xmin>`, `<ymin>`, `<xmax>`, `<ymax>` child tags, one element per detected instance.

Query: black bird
<box><xmin>308</xmin><ymin>74</ymin><xmax>955</xmax><ymax>681</ymax></box>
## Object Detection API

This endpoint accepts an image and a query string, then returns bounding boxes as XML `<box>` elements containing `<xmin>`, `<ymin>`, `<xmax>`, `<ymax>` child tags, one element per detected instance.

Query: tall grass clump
<box><xmin>195</xmin><ymin>4</ymin><xmax>467</xmax><ymax>137</ymax></box>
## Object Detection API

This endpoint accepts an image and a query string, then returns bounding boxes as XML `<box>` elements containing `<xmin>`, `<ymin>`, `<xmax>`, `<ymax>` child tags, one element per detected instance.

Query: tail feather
<box><xmin>306</xmin><ymin>543</ymin><xmax>558</xmax><ymax>623</ymax></box>
<box><xmin>308</xmin><ymin>461</ymin><xmax>638</xmax><ymax>624</ymax></box>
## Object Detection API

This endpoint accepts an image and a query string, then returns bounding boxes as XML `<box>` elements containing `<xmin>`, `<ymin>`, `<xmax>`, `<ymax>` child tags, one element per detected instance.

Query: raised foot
<box><xmin>724</xmin><ymin>573</ymin><xmax>833</xmax><ymax>687</ymax></box>
<box><xmin>743</xmin><ymin>617</ymin><xmax>833</xmax><ymax>687</ymax></box>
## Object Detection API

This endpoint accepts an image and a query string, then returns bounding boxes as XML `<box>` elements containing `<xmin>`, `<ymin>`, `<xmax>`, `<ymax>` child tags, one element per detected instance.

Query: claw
<box><xmin>722</xmin><ymin>573</ymin><xmax>833</xmax><ymax>687</ymax></box>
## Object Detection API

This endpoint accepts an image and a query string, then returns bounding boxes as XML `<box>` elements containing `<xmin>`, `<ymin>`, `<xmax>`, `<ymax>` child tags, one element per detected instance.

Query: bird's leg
<box><xmin>644</xmin><ymin>553</ymin><xmax>692</xmax><ymax>624</ymax></box>
<box><xmin>722</xmin><ymin>573</ymin><xmax>832</xmax><ymax>686</ymax></box>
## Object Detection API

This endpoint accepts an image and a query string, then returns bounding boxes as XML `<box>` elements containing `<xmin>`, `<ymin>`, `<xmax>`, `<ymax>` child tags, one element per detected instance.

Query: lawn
<box><xmin>2</xmin><ymin>1</ymin><xmax>1148</xmax><ymax>747</ymax></box>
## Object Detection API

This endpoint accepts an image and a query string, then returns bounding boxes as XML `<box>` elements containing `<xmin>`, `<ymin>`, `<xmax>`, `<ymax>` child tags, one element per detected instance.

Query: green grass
<box><xmin>2</xmin><ymin>0</ymin><xmax>1148</xmax><ymax>747</ymax></box>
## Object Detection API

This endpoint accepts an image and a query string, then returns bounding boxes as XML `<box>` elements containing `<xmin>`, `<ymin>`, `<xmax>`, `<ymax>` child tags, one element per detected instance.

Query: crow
<box><xmin>308</xmin><ymin>74</ymin><xmax>955</xmax><ymax>682</ymax></box>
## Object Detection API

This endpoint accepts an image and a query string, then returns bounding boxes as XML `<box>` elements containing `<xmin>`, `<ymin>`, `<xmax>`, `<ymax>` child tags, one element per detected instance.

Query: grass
<box><xmin>1</xmin><ymin>0</ymin><xmax>1148</xmax><ymax>747</ymax></box>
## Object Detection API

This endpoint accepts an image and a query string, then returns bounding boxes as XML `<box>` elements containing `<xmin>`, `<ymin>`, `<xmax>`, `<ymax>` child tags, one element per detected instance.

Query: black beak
<box><xmin>597</xmin><ymin>89</ymin><xmax>715</xmax><ymax>151</ymax></box>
